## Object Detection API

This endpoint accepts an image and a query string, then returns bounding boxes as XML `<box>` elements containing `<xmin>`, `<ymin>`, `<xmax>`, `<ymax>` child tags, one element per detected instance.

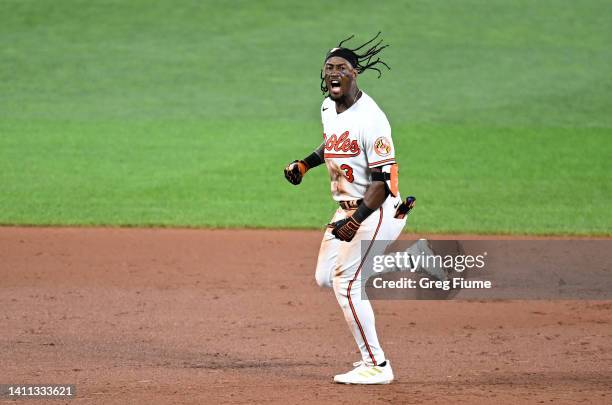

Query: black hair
<box><xmin>320</xmin><ymin>31</ymin><xmax>390</xmax><ymax>94</ymax></box>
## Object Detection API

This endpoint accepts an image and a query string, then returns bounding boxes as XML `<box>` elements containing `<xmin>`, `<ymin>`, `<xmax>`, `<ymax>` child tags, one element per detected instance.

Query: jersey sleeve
<box><xmin>362</xmin><ymin>113</ymin><xmax>396</xmax><ymax>168</ymax></box>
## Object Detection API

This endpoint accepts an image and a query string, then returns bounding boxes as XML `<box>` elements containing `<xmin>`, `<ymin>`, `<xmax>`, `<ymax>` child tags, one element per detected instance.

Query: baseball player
<box><xmin>284</xmin><ymin>33</ymin><xmax>410</xmax><ymax>384</ymax></box>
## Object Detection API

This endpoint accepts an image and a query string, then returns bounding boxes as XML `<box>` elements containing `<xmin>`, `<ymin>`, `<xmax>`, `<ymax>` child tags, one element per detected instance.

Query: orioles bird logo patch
<box><xmin>374</xmin><ymin>137</ymin><xmax>392</xmax><ymax>157</ymax></box>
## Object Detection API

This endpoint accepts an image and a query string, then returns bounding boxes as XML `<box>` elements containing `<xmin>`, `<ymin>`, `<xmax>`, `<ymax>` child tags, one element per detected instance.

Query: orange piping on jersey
<box><xmin>368</xmin><ymin>158</ymin><xmax>396</xmax><ymax>167</ymax></box>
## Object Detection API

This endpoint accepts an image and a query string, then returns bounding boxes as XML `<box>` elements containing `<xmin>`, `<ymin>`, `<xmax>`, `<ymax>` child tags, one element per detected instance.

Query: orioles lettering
<box><xmin>324</xmin><ymin>131</ymin><xmax>360</xmax><ymax>154</ymax></box>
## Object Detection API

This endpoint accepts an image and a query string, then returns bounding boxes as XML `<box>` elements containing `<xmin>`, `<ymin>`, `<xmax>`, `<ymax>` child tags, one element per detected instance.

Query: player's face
<box><xmin>323</xmin><ymin>56</ymin><xmax>357</xmax><ymax>101</ymax></box>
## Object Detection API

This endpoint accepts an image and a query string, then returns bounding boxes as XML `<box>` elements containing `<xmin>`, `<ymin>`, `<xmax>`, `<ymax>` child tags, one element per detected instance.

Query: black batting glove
<box><xmin>284</xmin><ymin>160</ymin><xmax>307</xmax><ymax>185</ymax></box>
<box><xmin>328</xmin><ymin>202</ymin><xmax>376</xmax><ymax>241</ymax></box>
<box><xmin>328</xmin><ymin>216</ymin><xmax>361</xmax><ymax>242</ymax></box>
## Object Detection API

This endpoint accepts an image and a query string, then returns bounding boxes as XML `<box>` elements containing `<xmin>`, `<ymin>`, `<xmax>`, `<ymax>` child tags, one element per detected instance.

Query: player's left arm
<box><xmin>329</xmin><ymin>116</ymin><xmax>397</xmax><ymax>242</ymax></box>
<box><xmin>362</xmin><ymin>167</ymin><xmax>388</xmax><ymax>208</ymax></box>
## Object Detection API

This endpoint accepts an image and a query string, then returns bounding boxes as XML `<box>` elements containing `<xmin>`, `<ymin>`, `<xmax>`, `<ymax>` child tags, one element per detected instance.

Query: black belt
<box><xmin>339</xmin><ymin>199</ymin><xmax>363</xmax><ymax>210</ymax></box>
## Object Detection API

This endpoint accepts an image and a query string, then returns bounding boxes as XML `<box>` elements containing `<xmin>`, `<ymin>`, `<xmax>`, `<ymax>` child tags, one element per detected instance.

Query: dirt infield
<box><xmin>1</xmin><ymin>227</ymin><xmax>611</xmax><ymax>404</ymax></box>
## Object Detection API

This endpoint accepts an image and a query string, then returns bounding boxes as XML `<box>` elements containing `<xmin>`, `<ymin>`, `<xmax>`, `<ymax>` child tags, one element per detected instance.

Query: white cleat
<box><xmin>333</xmin><ymin>360</ymin><xmax>394</xmax><ymax>385</ymax></box>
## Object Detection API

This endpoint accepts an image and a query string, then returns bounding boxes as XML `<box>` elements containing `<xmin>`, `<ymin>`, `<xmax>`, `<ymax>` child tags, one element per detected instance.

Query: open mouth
<box><xmin>330</xmin><ymin>79</ymin><xmax>341</xmax><ymax>89</ymax></box>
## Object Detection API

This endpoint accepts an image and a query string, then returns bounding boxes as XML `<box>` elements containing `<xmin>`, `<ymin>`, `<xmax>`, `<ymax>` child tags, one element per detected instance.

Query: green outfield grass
<box><xmin>1</xmin><ymin>0</ymin><xmax>610</xmax><ymax>235</ymax></box>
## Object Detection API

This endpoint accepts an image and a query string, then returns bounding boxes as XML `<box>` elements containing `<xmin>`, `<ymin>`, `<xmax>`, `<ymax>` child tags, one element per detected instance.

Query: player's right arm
<box><xmin>283</xmin><ymin>143</ymin><xmax>324</xmax><ymax>185</ymax></box>
<box><xmin>285</xmin><ymin>98</ymin><xmax>331</xmax><ymax>185</ymax></box>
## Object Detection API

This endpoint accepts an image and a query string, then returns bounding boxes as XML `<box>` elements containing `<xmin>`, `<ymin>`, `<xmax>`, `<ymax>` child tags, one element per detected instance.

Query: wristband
<box><xmin>352</xmin><ymin>202</ymin><xmax>375</xmax><ymax>223</ymax></box>
<box><xmin>303</xmin><ymin>152</ymin><xmax>324</xmax><ymax>170</ymax></box>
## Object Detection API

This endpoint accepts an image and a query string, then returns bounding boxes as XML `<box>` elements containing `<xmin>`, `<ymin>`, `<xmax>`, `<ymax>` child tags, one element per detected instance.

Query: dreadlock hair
<box><xmin>320</xmin><ymin>31</ymin><xmax>390</xmax><ymax>94</ymax></box>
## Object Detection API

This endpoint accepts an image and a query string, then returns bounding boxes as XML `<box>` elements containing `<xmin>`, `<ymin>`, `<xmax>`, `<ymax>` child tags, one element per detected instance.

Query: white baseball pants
<box><xmin>315</xmin><ymin>195</ymin><xmax>406</xmax><ymax>366</ymax></box>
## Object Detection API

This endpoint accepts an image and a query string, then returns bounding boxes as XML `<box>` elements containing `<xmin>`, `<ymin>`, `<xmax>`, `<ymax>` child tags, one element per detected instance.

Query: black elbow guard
<box><xmin>371</xmin><ymin>171</ymin><xmax>391</xmax><ymax>182</ymax></box>
<box><xmin>371</xmin><ymin>164</ymin><xmax>399</xmax><ymax>197</ymax></box>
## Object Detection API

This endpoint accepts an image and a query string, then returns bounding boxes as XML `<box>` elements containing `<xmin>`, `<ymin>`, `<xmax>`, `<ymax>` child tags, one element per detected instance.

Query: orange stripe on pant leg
<box><xmin>346</xmin><ymin>207</ymin><xmax>383</xmax><ymax>366</ymax></box>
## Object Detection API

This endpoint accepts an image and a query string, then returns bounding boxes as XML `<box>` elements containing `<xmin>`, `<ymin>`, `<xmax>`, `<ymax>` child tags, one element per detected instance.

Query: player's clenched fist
<box><xmin>328</xmin><ymin>216</ymin><xmax>361</xmax><ymax>242</ymax></box>
<box><xmin>284</xmin><ymin>160</ymin><xmax>309</xmax><ymax>185</ymax></box>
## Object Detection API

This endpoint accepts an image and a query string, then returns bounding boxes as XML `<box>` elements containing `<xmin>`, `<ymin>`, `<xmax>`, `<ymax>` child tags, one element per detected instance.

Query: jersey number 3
<box><xmin>340</xmin><ymin>164</ymin><xmax>354</xmax><ymax>183</ymax></box>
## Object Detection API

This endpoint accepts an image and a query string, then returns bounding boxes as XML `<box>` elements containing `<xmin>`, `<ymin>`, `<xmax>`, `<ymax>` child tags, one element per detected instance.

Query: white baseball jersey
<box><xmin>320</xmin><ymin>92</ymin><xmax>396</xmax><ymax>202</ymax></box>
